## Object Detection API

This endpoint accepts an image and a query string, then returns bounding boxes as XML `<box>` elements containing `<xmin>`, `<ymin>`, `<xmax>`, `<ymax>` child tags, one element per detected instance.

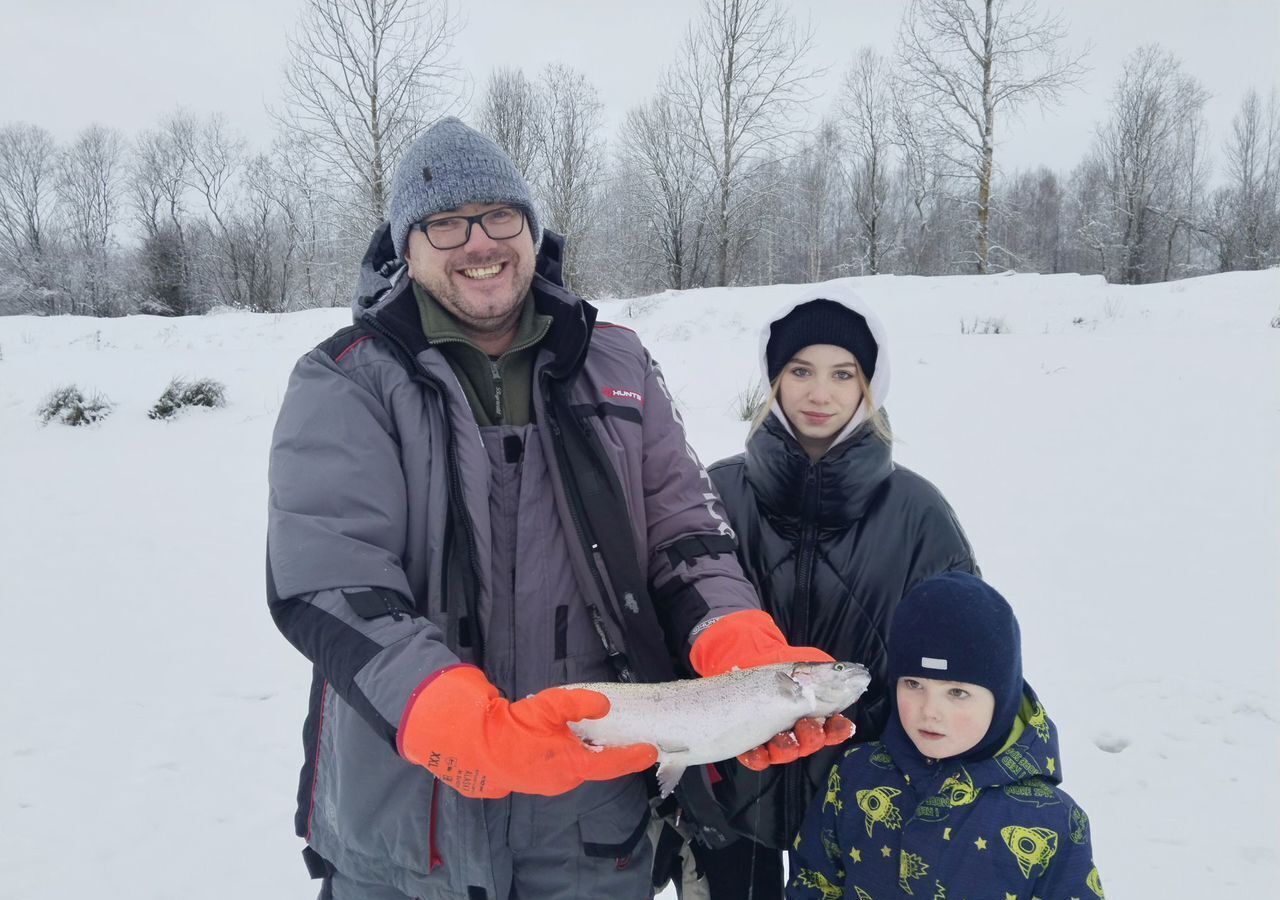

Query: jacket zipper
<box><xmin>786</xmin><ymin>463</ymin><xmax>822</xmax><ymax>836</ymax></box>
<box><xmin>490</xmin><ymin>358</ymin><xmax>504</xmax><ymax>423</ymax></box>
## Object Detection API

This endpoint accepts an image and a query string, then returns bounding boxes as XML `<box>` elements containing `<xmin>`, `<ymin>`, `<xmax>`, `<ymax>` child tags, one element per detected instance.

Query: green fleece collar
<box><xmin>412</xmin><ymin>282</ymin><xmax>551</xmax><ymax>426</ymax></box>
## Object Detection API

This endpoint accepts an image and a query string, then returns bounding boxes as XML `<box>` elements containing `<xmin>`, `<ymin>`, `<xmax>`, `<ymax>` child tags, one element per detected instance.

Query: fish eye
<box><xmin>833</xmin><ymin>663</ymin><xmax>846</xmax><ymax>671</ymax></box>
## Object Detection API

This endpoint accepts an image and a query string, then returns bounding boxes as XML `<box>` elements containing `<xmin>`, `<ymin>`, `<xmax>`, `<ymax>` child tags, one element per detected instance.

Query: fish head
<box><xmin>783</xmin><ymin>661</ymin><xmax>872</xmax><ymax>713</ymax></box>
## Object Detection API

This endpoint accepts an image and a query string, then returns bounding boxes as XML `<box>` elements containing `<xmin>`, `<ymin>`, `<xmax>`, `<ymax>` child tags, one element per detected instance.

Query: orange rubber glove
<box><xmin>689</xmin><ymin>609</ymin><xmax>833</xmax><ymax>678</ymax></box>
<box><xmin>397</xmin><ymin>665</ymin><xmax>658</xmax><ymax>799</ymax></box>
<box><xmin>736</xmin><ymin>716</ymin><xmax>856</xmax><ymax>771</ymax></box>
<box><xmin>688</xmin><ymin>610</ymin><xmax>855</xmax><ymax>770</ymax></box>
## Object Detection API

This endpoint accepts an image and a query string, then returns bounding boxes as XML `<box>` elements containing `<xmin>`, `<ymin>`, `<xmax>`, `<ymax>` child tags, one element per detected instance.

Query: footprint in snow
<box><xmin>1092</xmin><ymin>732</ymin><xmax>1131</xmax><ymax>753</ymax></box>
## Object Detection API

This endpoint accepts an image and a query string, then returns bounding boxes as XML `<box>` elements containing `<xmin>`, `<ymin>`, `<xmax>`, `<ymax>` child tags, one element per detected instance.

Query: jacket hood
<box><xmin>758</xmin><ymin>283</ymin><xmax>891</xmax><ymax>449</ymax></box>
<box><xmin>884</xmin><ymin>683</ymin><xmax>1065</xmax><ymax>797</ymax></box>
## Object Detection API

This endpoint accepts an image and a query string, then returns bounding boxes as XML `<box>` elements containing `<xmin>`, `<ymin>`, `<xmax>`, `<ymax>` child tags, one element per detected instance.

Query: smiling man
<box><xmin>266</xmin><ymin>117</ymin><xmax>844</xmax><ymax>900</ymax></box>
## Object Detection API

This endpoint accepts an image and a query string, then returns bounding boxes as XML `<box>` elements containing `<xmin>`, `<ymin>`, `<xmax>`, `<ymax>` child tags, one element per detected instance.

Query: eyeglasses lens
<box><xmin>423</xmin><ymin>207</ymin><xmax>524</xmax><ymax>250</ymax></box>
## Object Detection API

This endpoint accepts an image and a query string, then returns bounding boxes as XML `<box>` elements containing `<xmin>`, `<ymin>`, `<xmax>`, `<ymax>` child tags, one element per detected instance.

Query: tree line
<box><xmin>2</xmin><ymin>0</ymin><xmax>1276</xmax><ymax>317</ymax></box>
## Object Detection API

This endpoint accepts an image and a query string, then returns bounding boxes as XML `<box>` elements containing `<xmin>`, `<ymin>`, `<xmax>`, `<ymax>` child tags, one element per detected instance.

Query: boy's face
<box><xmin>896</xmin><ymin>676</ymin><xmax>996</xmax><ymax>759</ymax></box>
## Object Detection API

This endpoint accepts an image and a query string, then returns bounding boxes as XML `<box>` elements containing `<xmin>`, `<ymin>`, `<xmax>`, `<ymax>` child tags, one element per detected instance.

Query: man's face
<box><xmin>405</xmin><ymin>202</ymin><xmax>536</xmax><ymax>336</ymax></box>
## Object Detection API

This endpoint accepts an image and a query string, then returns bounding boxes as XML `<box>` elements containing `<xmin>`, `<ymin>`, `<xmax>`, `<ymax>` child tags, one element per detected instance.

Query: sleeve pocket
<box><xmin>342</xmin><ymin>587</ymin><xmax>415</xmax><ymax>620</ymax></box>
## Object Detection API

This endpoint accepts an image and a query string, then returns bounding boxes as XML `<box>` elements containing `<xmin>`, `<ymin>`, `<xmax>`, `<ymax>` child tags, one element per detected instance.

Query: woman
<box><xmin>696</xmin><ymin>286</ymin><xmax>979</xmax><ymax>899</ymax></box>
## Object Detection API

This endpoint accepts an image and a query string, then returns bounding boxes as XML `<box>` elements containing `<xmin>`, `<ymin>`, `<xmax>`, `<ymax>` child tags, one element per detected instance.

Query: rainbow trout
<box><xmin>568</xmin><ymin>661</ymin><xmax>870</xmax><ymax>796</ymax></box>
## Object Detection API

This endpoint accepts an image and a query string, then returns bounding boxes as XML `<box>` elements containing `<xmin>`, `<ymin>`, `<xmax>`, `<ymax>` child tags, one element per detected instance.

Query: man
<box><xmin>267</xmin><ymin>117</ymin><xmax>848</xmax><ymax>900</ymax></box>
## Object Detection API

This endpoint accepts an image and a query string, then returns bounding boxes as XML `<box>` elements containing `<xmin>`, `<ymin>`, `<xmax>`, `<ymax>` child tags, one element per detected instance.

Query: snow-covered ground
<box><xmin>2</xmin><ymin>270</ymin><xmax>1277</xmax><ymax>899</ymax></box>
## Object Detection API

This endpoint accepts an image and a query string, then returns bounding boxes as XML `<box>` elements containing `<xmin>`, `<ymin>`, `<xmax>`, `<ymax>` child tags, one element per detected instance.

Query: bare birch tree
<box><xmin>269</xmin><ymin>131</ymin><xmax>350</xmax><ymax>308</ymax></box>
<box><xmin>58</xmin><ymin>125</ymin><xmax>126</xmax><ymax>314</ymax></box>
<box><xmin>479</xmin><ymin>67</ymin><xmax>541</xmax><ymax>182</ymax></box>
<box><xmin>278</xmin><ymin>0</ymin><xmax>461</xmax><ymax>235</ymax></box>
<box><xmin>171</xmin><ymin>112</ymin><xmax>248</xmax><ymax>307</ymax></box>
<box><xmin>839</xmin><ymin>48</ymin><xmax>897</xmax><ymax>274</ymax></box>
<box><xmin>991</xmin><ymin>166</ymin><xmax>1063</xmax><ymax>272</ymax></box>
<box><xmin>619</xmin><ymin>89</ymin><xmax>709</xmax><ymax>289</ymax></box>
<box><xmin>1214</xmin><ymin>88</ymin><xmax>1280</xmax><ymax>270</ymax></box>
<box><xmin>792</xmin><ymin>121</ymin><xmax>843</xmax><ymax>280</ymax></box>
<box><xmin>0</xmin><ymin>123</ymin><xmax>60</xmax><ymax>312</ymax></box>
<box><xmin>130</xmin><ymin>125</ymin><xmax>192</xmax><ymax>313</ymax></box>
<box><xmin>532</xmin><ymin>63</ymin><xmax>606</xmax><ymax>292</ymax></box>
<box><xmin>672</xmin><ymin>0</ymin><xmax>817</xmax><ymax>285</ymax></box>
<box><xmin>1157</xmin><ymin>108</ymin><xmax>1209</xmax><ymax>280</ymax></box>
<box><xmin>1092</xmin><ymin>45</ymin><xmax>1208</xmax><ymax>284</ymax></box>
<box><xmin>891</xmin><ymin>87</ymin><xmax>952</xmax><ymax>274</ymax></box>
<box><xmin>896</xmin><ymin>0</ymin><xmax>1086</xmax><ymax>273</ymax></box>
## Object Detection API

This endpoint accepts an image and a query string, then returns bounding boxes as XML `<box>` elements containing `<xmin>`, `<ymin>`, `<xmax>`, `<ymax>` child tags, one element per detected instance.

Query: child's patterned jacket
<box><xmin>788</xmin><ymin>687</ymin><xmax>1103</xmax><ymax>899</ymax></box>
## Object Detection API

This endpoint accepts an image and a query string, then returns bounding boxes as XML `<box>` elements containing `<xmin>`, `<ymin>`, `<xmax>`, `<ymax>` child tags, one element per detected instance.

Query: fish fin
<box><xmin>657</xmin><ymin>760</ymin><xmax>688</xmax><ymax>798</ymax></box>
<box><xmin>775</xmin><ymin>670</ymin><xmax>804</xmax><ymax>698</ymax></box>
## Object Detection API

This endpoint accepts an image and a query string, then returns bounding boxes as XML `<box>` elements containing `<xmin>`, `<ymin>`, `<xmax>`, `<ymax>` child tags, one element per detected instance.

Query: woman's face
<box><xmin>777</xmin><ymin>343</ymin><xmax>864</xmax><ymax>458</ymax></box>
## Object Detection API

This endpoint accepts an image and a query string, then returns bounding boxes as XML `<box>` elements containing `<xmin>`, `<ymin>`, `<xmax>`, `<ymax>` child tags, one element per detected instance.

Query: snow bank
<box><xmin>2</xmin><ymin>269</ymin><xmax>1276</xmax><ymax>898</ymax></box>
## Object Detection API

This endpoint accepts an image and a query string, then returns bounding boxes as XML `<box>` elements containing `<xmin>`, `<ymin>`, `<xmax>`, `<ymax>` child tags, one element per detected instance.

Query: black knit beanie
<box><xmin>887</xmin><ymin>572</ymin><xmax>1024</xmax><ymax>760</ymax></box>
<box><xmin>765</xmin><ymin>299</ymin><xmax>878</xmax><ymax>382</ymax></box>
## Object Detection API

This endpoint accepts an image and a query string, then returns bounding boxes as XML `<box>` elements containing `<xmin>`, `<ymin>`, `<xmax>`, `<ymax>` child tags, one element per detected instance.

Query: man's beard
<box><xmin>415</xmin><ymin>250</ymin><xmax>534</xmax><ymax>338</ymax></box>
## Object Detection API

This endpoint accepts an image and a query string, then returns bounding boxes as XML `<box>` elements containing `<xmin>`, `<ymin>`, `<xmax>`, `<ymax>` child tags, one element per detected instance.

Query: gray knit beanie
<box><xmin>388</xmin><ymin>116</ymin><xmax>541</xmax><ymax>260</ymax></box>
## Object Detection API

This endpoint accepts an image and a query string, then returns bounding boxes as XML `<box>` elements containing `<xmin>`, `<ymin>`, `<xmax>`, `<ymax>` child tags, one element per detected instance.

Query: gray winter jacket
<box><xmin>267</xmin><ymin>228</ymin><xmax>758</xmax><ymax>897</ymax></box>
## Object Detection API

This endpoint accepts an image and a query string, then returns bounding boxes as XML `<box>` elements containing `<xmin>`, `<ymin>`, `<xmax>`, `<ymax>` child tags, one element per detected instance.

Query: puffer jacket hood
<box><xmin>757</xmin><ymin>283</ymin><xmax>891</xmax><ymax>449</ymax></box>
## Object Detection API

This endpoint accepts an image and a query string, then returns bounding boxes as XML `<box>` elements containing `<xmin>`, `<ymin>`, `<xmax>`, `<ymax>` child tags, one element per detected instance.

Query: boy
<box><xmin>788</xmin><ymin>573</ymin><xmax>1104</xmax><ymax>899</ymax></box>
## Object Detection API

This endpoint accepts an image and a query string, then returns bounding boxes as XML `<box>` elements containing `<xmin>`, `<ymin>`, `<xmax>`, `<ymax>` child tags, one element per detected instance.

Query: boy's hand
<box><xmin>737</xmin><ymin>714</ymin><xmax>855</xmax><ymax>770</ymax></box>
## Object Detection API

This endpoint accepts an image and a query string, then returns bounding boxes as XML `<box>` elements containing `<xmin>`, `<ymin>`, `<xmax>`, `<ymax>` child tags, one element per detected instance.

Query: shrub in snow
<box><xmin>148</xmin><ymin>377</ymin><xmax>228</xmax><ymax>421</ymax></box>
<box><xmin>960</xmin><ymin>316</ymin><xmax>1009</xmax><ymax>335</ymax></box>
<box><xmin>37</xmin><ymin>385</ymin><xmax>114</xmax><ymax>426</ymax></box>
<box><xmin>1270</xmin><ymin>314</ymin><xmax>1280</xmax><ymax>329</ymax></box>
<box><xmin>734</xmin><ymin>379</ymin><xmax>767</xmax><ymax>422</ymax></box>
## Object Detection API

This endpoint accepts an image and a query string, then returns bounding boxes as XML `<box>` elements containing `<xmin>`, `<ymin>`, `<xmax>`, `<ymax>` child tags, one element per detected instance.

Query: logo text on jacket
<box><xmin>602</xmin><ymin>387</ymin><xmax>644</xmax><ymax>405</ymax></box>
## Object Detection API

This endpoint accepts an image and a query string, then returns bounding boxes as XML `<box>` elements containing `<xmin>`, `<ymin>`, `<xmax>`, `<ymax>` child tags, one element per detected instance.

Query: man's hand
<box><xmin>736</xmin><ymin>715</ymin><xmax>855</xmax><ymax>771</ymax></box>
<box><xmin>398</xmin><ymin>665</ymin><xmax>657</xmax><ymax>799</ymax></box>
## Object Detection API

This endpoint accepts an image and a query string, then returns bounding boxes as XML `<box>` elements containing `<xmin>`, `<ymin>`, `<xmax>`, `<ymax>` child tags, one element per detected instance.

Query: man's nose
<box><xmin>465</xmin><ymin>220</ymin><xmax>501</xmax><ymax>250</ymax></box>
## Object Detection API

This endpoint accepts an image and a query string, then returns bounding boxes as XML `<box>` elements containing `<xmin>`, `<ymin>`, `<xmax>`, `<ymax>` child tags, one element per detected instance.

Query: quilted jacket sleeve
<box><xmin>267</xmin><ymin>347</ymin><xmax>459</xmax><ymax>751</ymax></box>
<box><xmin>637</xmin><ymin>353</ymin><xmax>763</xmax><ymax>662</ymax></box>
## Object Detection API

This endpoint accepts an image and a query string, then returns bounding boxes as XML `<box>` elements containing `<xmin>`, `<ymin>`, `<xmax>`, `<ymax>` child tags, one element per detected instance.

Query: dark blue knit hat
<box><xmin>388</xmin><ymin>117</ymin><xmax>541</xmax><ymax>260</ymax></box>
<box><xmin>766</xmin><ymin>299</ymin><xmax>879</xmax><ymax>382</ymax></box>
<box><xmin>887</xmin><ymin>572</ymin><xmax>1023</xmax><ymax>759</ymax></box>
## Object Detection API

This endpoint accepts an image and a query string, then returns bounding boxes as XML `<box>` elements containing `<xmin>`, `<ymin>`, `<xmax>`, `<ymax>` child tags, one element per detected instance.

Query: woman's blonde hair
<box><xmin>748</xmin><ymin>363</ymin><xmax>892</xmax><ymax>449</ymax></box>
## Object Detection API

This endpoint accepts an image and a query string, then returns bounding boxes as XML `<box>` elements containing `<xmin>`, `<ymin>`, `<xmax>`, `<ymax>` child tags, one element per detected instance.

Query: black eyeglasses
<box><xmin>411</xmin><ymin>206</ymin><xmax>526</xmax><ymax>250</ymax></box>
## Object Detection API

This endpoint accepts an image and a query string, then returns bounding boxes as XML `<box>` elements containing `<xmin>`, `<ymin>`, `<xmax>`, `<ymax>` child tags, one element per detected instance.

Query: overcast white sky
<box><xmin>3</xmin><ymin>0</ymin><xmax>1279</xmax><ymax>176</ymax></box>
